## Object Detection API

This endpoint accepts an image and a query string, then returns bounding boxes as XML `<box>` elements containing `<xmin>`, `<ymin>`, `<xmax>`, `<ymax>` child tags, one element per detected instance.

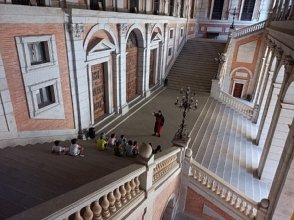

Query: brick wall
<box><xmin>153</xmin><ymin>174</ymin><xmax>180</xmax><ymax>220</ymax></box>
<box><xmin>185</xmin><ymin>187</ymin><xmax>235</xmax><ymax>220</ymax></box>
<box><xmin>0</xmin><ymin>24</ymin><xmax>75</xmax><ymax>131</ymax></box>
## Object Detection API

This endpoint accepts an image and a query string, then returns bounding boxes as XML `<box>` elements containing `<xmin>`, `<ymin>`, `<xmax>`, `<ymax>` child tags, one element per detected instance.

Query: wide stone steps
<box><xmin>167</xmin><ymin>39</ymin><xmax>226</xmax><ymax>93</ymax></box>
<box><xmin>189</xmin><ymin>98</ymin><xmax>268</xmax><ymax>202</ymax></box>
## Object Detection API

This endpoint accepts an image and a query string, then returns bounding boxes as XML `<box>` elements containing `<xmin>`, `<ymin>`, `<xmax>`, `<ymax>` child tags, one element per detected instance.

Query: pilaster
<box><xmin>118</xmin><ymin>23</ymin><xmax>129</xmax><ymax>115</ymax></box>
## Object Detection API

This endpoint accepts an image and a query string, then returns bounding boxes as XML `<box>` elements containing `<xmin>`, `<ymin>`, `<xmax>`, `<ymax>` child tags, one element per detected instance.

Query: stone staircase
<box><xmin>167</xmin><ymin>39</ymin><xmax>226</xmax><ymax>93</ymax></box>
<box><xmin>189</xmin><ymin>98</ymin><xmax>269</xmax><ymax>202</ymax></box>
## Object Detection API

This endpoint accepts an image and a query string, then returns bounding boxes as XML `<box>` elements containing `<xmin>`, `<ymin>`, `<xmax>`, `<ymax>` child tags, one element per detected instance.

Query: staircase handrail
<box><xmin>233</xmin><ymin>20</ymin><xmax>267</xmax><ymax>39</ymax></box>
<box><xmin>190</xmin><ymin>159</ymin><xmax>259</xmax><ymax>219</ymax></box>
<box><xmin>219</xmin><ymin>91</ymin><xmax>254</xmax><ymax>119</ymax></box>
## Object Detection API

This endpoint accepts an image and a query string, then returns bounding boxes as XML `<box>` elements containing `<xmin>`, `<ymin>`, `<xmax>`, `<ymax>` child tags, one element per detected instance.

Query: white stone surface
<box><xmin>236</xmin><ymin>41</ymin><xmax>257</xmax><ymax>63</ymax></box>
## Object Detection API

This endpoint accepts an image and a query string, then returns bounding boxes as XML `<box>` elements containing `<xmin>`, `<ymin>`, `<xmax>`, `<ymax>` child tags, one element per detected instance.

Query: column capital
<box><xmin>274</xmin><ymin>47</ymin><xmax>283</xmax><ymax>61</ymax></box>
<box><xmin>70</xmin><ymin>23</ymin><xmax>84</xmax><ymax>41</ymax></box>
<box><xmin>146</xmin><ymin>23</ymin><xmax>155</xmax><ymax>34</ymax></box>
<box><xmin>283</xmin><ymin>55</ymin><xmax>294</xmax><ymax>74</ymax></box>
<box><xmin>118</xmin><ymin>23</ymin><xmax>128</xmax><ymax>38</ymax></box>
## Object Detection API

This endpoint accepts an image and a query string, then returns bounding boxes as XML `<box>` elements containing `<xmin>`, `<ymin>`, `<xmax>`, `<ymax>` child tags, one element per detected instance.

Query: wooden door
<box><xmin>126</xmin><ymin>47</ymin><xmax>138</xmax><ymax>102</ymax></box>
<box><xmin>233</xmin><ymin>83</ymin><xmax>243</xmax><ymax>98</ymax></box>
<box><xmin>149</xmin><ymin>49</ymin><xmax>155</xmax><ymax>87</ymax></box>
<box><xmin>91</xmin><ymin>63</ymin><xmax>105</xmax><ymax>121</ymax></box>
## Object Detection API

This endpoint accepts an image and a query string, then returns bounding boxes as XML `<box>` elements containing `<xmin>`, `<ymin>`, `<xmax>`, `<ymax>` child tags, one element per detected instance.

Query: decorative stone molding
<box><xmin>146</xmin><ymin>23</ymin><xmax>155</xmax><ymax>33</ymax></box>
<box><xmin>118</xmin><ymin>23</ymin><xmax>128</xmax><ymax>37</ymax></box>
<box><xmin>70</xmin><ymin>23</ymin><xmax>84</xmax><ymax>41</ymax></box>
<box><xmin>153</xmin><ymin>154</ymin><xmax>178</xmax><ymax>183</ymax></box>
<box><xmin>274</xmin><ymin>47</ymin><xmax>283</xmax><ymax>61</ymax></box>
<box><xmin>283</xmin><ymin>55</ymin><xmax>294</xmax><ymax>74</ymax></box>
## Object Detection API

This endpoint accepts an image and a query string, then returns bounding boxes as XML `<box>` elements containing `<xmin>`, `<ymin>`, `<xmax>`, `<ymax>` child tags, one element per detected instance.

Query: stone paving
<box><xmin>0</xmin><ymin>88</ymin><xmax>208</xmax><ymax>219</ymax></box>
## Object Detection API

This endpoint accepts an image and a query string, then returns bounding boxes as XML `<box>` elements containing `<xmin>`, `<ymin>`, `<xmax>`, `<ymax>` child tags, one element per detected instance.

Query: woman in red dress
<box><xmin>153</xmin><ymin>110</ymin><xmax>165</xmax><ymax>137</ymax></box>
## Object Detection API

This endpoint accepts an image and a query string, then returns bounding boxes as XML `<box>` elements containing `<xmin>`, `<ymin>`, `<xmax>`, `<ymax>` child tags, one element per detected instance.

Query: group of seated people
<box><xmin>51</xmin><ymin>133</ymin><xmax>162</xmax><ymax>158</ymax></box>
<box><xmin>97</xmin><ymin>133</ymin><xmax>139</xmax><ymax>157</ymax></box>
<box><xmin>51</xmin><ymin>138</ymin><xmax>84</xmax><ymax>157</ymax></box>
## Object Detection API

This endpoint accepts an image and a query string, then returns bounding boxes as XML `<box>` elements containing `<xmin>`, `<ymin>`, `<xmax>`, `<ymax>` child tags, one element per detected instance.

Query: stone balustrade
<box><xmin>190</xmin><ymin>160</ymin><xmax>258</xmax><ymax>219</ymax></box>
<box><xmin>219</xmin><ymin>91</ymin><xmax>254</xmax><ymax>119</ymax></box>
<box><xmin>153</xmin><ymin>147</ymin><xmax>181</xmax><ymax>184</ymax></box>
<box><xmin>233</xmin><ymin>20</ymin><xmax>267</xmax><ymax>39</ymax></box>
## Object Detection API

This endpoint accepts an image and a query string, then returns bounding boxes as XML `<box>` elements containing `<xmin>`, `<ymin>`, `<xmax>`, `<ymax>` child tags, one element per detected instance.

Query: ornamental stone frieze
<box><xmin>118</xmin><ymin>23</ymin><xmax>128</xmax><ymax>37</ymax></box>
<box><xmin>283</xmin><ymin>55</ymin><xmax>294</xmax><ymax>74</ymax></box>
<box><xmin>70</xmin><ymin>23</ymin><xmax>84</xmax><ymax>41</ymax></box>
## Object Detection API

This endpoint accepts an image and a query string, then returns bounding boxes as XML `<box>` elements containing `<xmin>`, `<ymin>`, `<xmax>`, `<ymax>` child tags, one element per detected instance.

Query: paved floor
<box><xmin>0</xmin><ymin>88</ymin><xmax>209</xmax><ymax>219</ymax></box>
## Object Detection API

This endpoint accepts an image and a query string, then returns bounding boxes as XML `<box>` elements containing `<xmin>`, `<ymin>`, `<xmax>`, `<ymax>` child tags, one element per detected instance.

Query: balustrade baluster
<box><xmin>245</xmin><ymin>204</ymin><xmax>252</xmax><ymax>216</ymax></box>
<box><xmin>134</xmin><ymin>176</ymin><xmax>140</xmax><ymax>193</ymax></box>
<box><xmin>92</xmin><ymin>201</ymin><xmax>103</xmax><ymax>220</ymax></box>
<box><xmin>225</xmin><ymin>191</ymin><xmax>232</xmax><ymax>202</ymax></box>
<box><xmin>198</xmin><ymin>171</ymin><xmax>203</xmax><ymax>182</ymax></box>
<box><xmin>114</xmin><ymin>188</ymin><xmax>122</xmax><ymax>208</ymax></box>
<box><xmin>130</xmin><ymin>178</ymin><xmax>136</xmax><ymax>197</ymax></box>
<box><xmin>235</xmin><ymin>197</ymin><xmax>242</xmax><ymax>209</ymax></box>
<box><xmin>221</xmin><ymin>188</ymin><xmax>227</xmax><ymax>198</ymax></box>
<box><xmin>83</xmin><ymin>205</ymin><xmax>94</xmax><ymax>220</ymax></box>
<box><xmin>125</xmin><ymin>181</ymin><xmax>132</xmax><ymax>200</ymax></box>
<box><xmin>230</xmin><ymin>194</ymin><xmax>237</xmax><ymax>205</ymax></box>
<box><xmin>202</xmin><ymin>175</ymin><xmax>207</xmax><ymax>185</ymax></box>
<box><xmin>107</xmin><ymin>191</ymin><xmax>116</xmax><ymax>213</ymax></box>
<box><xmin>73</xmin><ymin>211</ymin><xmax>83</xmax><ymax>220</ymax></box>
<box><xmin>101</xmin><ymin>195</ymin><xmax>110</xmax><ymax>217</ymax></box>
<box><xmin>216</xmin><ymin>184</ymin><xmax>222</xmax><ymax>195</ymax></box>
<box><xmin>206</xmin><ymin>178</ymin><xmax>212</xmax><ymax>189</ymax></box>
<box><xmin>119</xmin><ymin>185</ymin><xmax>127</xmax><ymax>204</ymax></box>
<box><xmin>211</xmin><ymin>181</ymin><xmax>217</xmax><ymax>191</ymax></box>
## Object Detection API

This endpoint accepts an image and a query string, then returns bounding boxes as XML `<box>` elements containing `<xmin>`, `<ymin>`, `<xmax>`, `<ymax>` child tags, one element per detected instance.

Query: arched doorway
<box><xmin>85</xmin><ymin>28</ymin><xmax>116</xmax><ymax>124</ymax></box>
<box><xmin>161</xmin><ymin>196</ymin><xmax>176</xmax><ymax>220</ymax></box>
<box><xmin>126</xmin><ymin>31</ymin><xmax>139</xmax><ymax>102</ymax></box>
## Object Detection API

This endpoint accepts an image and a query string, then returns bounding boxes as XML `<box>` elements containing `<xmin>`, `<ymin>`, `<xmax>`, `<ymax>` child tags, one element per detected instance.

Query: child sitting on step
<box><xmin>51</xmin><ymin>140</ymin><xmax>66</xmax><ymax>154</ymax></box>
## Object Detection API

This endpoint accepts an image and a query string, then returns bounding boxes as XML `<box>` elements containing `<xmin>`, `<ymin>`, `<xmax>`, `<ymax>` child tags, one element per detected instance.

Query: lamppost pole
<box><xmin>174</xmin><ymin>87</ymin><xmax>198</xmax><ymax>141</ymax></box>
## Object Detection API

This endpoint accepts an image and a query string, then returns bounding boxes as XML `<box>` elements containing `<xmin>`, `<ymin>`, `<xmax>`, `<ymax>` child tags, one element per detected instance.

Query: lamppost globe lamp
<box><xmin>174</xmin><ymin>87</ymin><xmax>198</xmax><ymax>141</ymax></box>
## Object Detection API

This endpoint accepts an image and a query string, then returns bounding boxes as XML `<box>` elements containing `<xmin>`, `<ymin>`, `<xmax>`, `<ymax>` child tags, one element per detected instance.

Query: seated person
<box><xmin>69</xmin><ymin>138</ymin><xmax>84</xmax><ymax>157</ymax></box>
<box><xmin>132</xmin><ymin>140</ymin><xmax>139</xmax><ymax>156</ymax></box>
<box><xmin>125</xmin><ymin>140</ymin><xmax>135</xmax><ymax>157</ymax></box>
<box><xmin>152</xmin><ymin>145</ymin><xmax>162</xmax><ymax>154</ymax></box>
<box><xmin>117</xmin><ymin>134</ymin><xmax>127</xmax><ymax>145</ymax></box>
<box><xmin>114</xmin><ymin>142</ymin><xmax>125</xmax><ymax>157</ymax></box>
<box><xmin>107</xmin><ymin>133</ymin><xmax>116</xmax><ymax>148</ymax></box>
<box><xmin>51</xmin><ymin>140</ymin><xmax>66</xmax><ymax>154</ymax></box>
<box><xmin>97</xmin><ymin>136</ymin><xmax>107</xmax><ymax>151</ymax></box>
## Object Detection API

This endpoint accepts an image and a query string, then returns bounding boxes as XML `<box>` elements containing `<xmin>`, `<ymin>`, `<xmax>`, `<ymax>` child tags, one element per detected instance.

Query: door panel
<box><xmin>126</xmin><ymin>47</ymin><xmax>138</xmax><ymax>102</ymax></box>
<box><xmin>233</xmin><ymin>83</ymin><xmax>243</xmax><ymax>98</ymax></box>
<box><xmin>91</xmin><ymin>63</ymin><xmax>105</xmax><ymax>121</ymax></box>
<box><xmin>149</xmin><ymin>49</ymin><xmax>155</xmax><ymax>87</ymax></box>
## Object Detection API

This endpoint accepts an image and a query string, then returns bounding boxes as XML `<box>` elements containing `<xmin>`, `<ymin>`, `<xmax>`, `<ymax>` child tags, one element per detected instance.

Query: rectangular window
<box><xmin>169</xmin><ymin>29</ymin><xmax>174</xmax><ymax>38</ymax></box>
<box><xmin>241</xmin><ymin>0</ymin><xmax>256</xmax><ymax>21</ymax></box>
<box><xmin>211</xmin><ymin>0</ymin><xmax>224</xmax><ymax>20</ymax></box>
<box><xmin>36</xmin><ymin>85</ymin><xmax>55</xmax><ymax>109</ymax></box>
<box><xmin>181</xmin><ymin>28</ymin><xmax>184</xmax><ymax>37</ymax></box>
<box><xmin>168</xmin><ymin>48</ymin><xmax>172</xmax><ymax>56</ymax></box>
<box><xmin>28</xmin><ymin>41</ymin><xmax>50</xmax><ymax>65</ymax></box>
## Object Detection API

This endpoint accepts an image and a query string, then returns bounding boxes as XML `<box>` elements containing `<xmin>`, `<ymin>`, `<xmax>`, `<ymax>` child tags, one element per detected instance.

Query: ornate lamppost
<box><xmin>229</xmin><ymin>7</ymin><xmax>239</xmax><ymax>30</ymax></box>
<box><xmin>174</xmin><ymin>87</ymin><xmax>198</xmax><ymax>141</ymax></box>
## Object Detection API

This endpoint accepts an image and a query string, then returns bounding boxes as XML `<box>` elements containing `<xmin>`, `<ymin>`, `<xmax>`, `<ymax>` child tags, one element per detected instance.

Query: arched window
<box><xmin>211</xmin><ymin>0</ymin><xmax>224</xmax><ymax>20</ymax></box>
<box><xmin>241</xmin><ymin>0</ymin><xmax>256</xmax><ymax>20</ymax></box>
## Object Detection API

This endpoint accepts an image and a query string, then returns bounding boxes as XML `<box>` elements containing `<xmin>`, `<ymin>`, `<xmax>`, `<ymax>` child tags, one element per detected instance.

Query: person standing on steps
<box><xmin>152</xmin><ymin>110</ymin><xmax>165</xmax><ymax>137</ymax></box>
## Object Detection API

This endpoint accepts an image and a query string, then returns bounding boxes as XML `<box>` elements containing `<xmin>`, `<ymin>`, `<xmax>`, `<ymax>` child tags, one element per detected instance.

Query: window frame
<box><xmin>20</xmin><ymin>35</ymin><xmax>57</xmax><ymax>72</ymax></box>
<box><xmin>169</xmin><ymin>29</ymin><xmax>174</xmax><ymax>39</ymax></box>
<box><xmin>30</xmin><ymin>79</ymin><xmax>59</xmax><ymax>116</ymax></box>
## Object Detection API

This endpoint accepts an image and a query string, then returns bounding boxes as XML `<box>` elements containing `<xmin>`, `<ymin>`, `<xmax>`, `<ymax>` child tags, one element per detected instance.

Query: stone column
<box><xmin>118</xmin><ymin>23</ymin><xmax>129</xmax><ymax>115</ymax></box>
<box><xmin>252</xmin><ymin>44</ymin><xmax>270</xmax><ymax>106</ymax></box>
<box><xmin>255</xmin><ymin>47</ymin><xmax>283</xmax><ymax>144</ymax></box>
<box><xmin>69</xmin><ymin>23</ymin><xmax>91</xmax><ymax>134</ymax></box>
<box><xmin>257</xmin><ymin>56</ymin><xmax>294</xmax><ymax>179</ymax></box>
<box><xmin>162</xmin><ymin>23</ymin><xmax>169</xmax><ymax>79</ymax></box>
<box><xmin>266</xmin><ymin>119</ymin><xmax>294</xmax><ymax>220</ymax></box>
<box><xmin>159</xmin><ymin>41</ymin><xmax>165</xmax><ymax>85</ymax></box>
